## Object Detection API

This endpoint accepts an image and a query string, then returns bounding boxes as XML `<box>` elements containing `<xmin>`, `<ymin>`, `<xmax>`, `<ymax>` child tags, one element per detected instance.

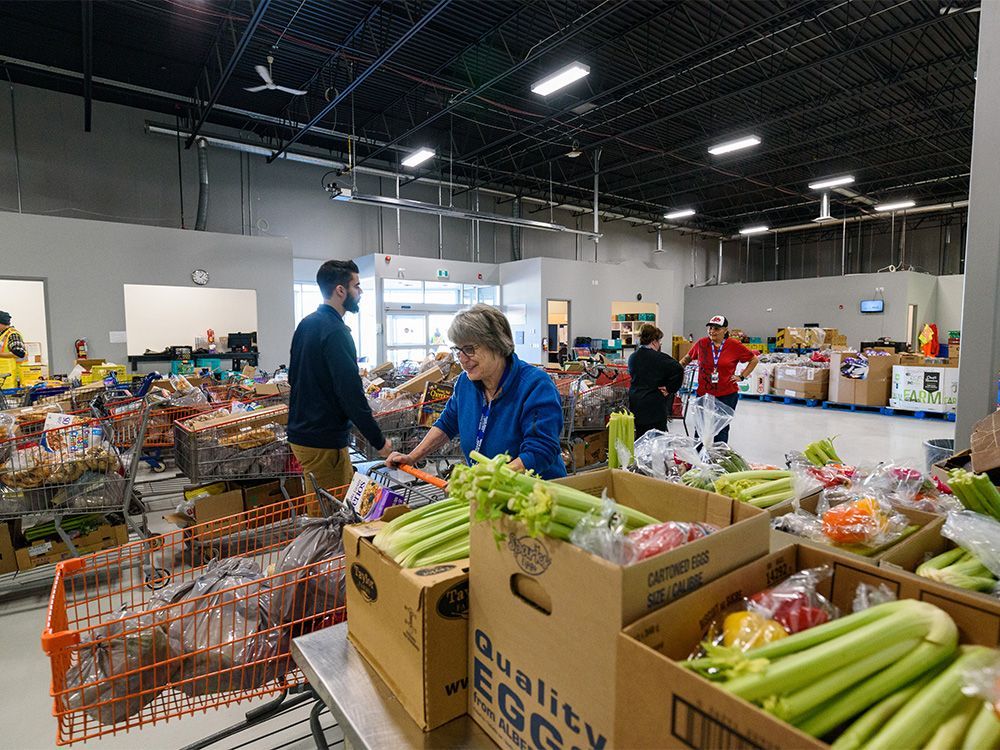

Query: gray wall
<box><xmin>935</xmin><ymin>275</ymin><xmax>965</xmax><ymax>334</ymax></box>
<box><xmin>683</xmin><ymin>271</ymin><xmax>941</xmax><ymax>347</ymax></box>
<box><xmin>0</xmin><ymin>212</ymin><xmax>293</xmax><ymax>373</ymax></box>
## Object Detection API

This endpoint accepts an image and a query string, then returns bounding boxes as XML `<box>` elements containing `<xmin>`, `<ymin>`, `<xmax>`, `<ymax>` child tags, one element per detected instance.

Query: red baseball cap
<box><xmin>706</xmin><ymin>315</ymin><xmax>729</xmax><ymax>327</ymax></box>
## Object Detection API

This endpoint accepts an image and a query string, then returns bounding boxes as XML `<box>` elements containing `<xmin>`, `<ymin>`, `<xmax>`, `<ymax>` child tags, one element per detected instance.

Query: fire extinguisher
<box><xmin>75</xmin><ymin>338</ymin><xmax>88</xmax><ymax>359</ymax></box>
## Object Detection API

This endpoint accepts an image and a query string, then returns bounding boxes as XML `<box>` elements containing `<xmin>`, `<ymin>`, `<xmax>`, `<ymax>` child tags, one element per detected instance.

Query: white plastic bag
<box><xmin>942</xmin><ymin>511</ymin><xmax>1000</xmax><ymax>578</ymax></box>
<box><xmin>689</xmin><ymin>395</ymin><xmax>734</xmax><ymax>455</ymax></box>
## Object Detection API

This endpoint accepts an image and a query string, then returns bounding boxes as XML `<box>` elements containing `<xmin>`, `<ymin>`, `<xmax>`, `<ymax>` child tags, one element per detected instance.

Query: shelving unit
<box><xmin>609</xmin><ymin>301</ymin><xmax>659</xmax><ymax>354</ymax></box>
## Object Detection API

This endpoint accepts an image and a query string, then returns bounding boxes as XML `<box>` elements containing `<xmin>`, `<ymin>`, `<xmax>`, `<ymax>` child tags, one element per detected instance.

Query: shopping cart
<box><xmin>350</xmin><ymin>395</ymin><xmax>452</xmax><ymax>463</ymax></box>
<box><xmin>549</xmin><ymin>365</ymin><xmax>630</xmax><ymax>434</ymax></box>
<box><xmin>367</xmin><ymin>463</ymin><xmax>449</xmax><ymax>507</ymax></box>
<box><xmin>41</xmin><ymin>485</ymin><xmax>352</xmax><ymax>746</ymax></box>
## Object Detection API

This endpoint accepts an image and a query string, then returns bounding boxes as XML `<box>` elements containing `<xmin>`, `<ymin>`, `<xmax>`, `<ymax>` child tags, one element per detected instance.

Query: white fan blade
<box><xmin>275</xmin><ymin>86</ymin><xmax>308</xmax><ymax>95</ymax></box>
<box><xmin>244</xmin><ymin>85</ymin><xmax>269</xmax><ymax>92</ymax></box>
<box><xmin>255</xmin><ymin>64</ymin><xmax>274</xmax><ymax>86</ymax></box>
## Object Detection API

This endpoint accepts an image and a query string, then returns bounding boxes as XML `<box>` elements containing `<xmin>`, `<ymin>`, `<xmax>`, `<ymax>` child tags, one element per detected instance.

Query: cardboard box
<box><xmin>184</xmin><ymin>481</ymin><xmax>245</xmax><ymax>523</ymax></box>
<box><xmin>343</xmin><ymin>473</ymin><xmax>406</xmax><ymax>521</ymax></box>
<box><xmin>253</xmin><ymin>382</ymin><xmax>290</xmax><ymax>398</ymax></box>
<box><xmin>971</xmin><ymin>410</ymin><xmax>1000</xmax><ymax>474</ymax></box>
<box><xmin>737</xmin><ymin>362</ymin><xmax>772</xmax><ymax>396</ymax></box>
<box><xmin>345</xmin><ymin>511</ymin><xmax>469</xmax><ymax>731</ymax></box>
<box><xmin>386</xmin><ymin>367</ymin><xmax>444</xmax><ymax>397</ymax></box>
<box><xmin>468</xmin><ymin>469</ymin><xmax>769</xmax><ymax>749</ymax></box>
<box><xmin>890</xmin><ymin>365</ymin><xmax>959</xmax><ymax>413</ymax></box>
<box><xmin>770</xmin><ymin>493</ymin><xmax>943</xmax><ymax>561</ymax></box>
<box><xmin>615</xmin><ymin>544</ymin><xmax>1000</xmax><ymax>750</ymax></box>
<box><xmin>772</xmin><ymin>366</ymin><xmax>829</xmax><ymax>400</ymax></box>
<box><xmin>0</xmin><ymin>523</ymin><xmax>17</xmax><ymax>575</ymax></box>
<box><xmin>931</xmin><ymin>447</ymin><xmax>972</xmax><ymax>484</ymax></box>
<box><xmin>417</xmin><ymin>381</ymin><xmax>454</xmax><ymax>428</ymax></box>
<box><xmin>16</xmin><ymin>522</ymin><xmax>127</xmax><ymax>571</ymax></box>
<box><xmin>568</xmin><ymin>429</ymin><xmax>610</xmax><ymax>469</ymax></box>
<box><xmin>776</xmin><ymin>327</ymin><xmax>839</xmax><ymax>349</ymax></box>
<box><xmin>827</xmin><ymin>351</ymin><xmax>899</xmax><ymax>406</ymax></box>
<box><xmin>673</xmin><ymin>341</ymin><xmax>693</xmax><ymax>361</ymax></box>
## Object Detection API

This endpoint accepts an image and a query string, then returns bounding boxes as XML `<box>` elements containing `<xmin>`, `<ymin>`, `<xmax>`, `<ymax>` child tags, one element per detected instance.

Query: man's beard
<box><xmin>344</xmin><ymin>294</ymin><xmax>360</xmax><ymax>314</ymax></box>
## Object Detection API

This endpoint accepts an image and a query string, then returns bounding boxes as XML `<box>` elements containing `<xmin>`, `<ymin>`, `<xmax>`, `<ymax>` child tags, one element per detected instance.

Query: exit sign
<box><xmin>437</xmin><ymin>269</ymin><xmax>449</xmax><ymax>278</ymax></box>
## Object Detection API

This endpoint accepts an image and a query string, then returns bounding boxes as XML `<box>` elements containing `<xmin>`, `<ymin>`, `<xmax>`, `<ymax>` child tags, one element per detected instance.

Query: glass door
<box><xmin>386</xmin><ymin>313</ymin><xmax>428</xmax><ymax>365</ymax></box>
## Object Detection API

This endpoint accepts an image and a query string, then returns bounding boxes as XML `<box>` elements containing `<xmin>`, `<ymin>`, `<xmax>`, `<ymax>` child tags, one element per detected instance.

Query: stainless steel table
<box><xmin>292</xmin><ymin>622</ymin><xmax>496</xmax><ymax>750</ymax></box>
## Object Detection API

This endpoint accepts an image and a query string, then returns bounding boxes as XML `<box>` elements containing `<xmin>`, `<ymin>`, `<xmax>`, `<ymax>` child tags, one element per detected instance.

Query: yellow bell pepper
<box><xmin>723</xmin><ymin>611</ymin><xmax>789</xmax><ymax>651</ymax></box>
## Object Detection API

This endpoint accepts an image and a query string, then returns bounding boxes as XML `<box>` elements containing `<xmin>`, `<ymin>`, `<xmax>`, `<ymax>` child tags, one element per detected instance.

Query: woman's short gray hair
<box><xmin>449</xmin><ymin>304</ymin><xmax>515</xmax><ymax>357</ymax></box>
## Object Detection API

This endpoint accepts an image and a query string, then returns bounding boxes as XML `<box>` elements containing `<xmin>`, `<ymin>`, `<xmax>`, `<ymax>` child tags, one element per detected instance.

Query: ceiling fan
<box><xmin>245</xmin><ymin>55</ymin><xmax>307</xmax><ymax>95</ymax></box>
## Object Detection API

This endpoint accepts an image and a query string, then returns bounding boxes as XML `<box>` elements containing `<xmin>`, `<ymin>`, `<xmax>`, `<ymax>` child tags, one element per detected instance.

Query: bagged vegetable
<box><xmin>64</xmin><ymin>606</ymin><xmax>175</xmax><ymax>725</ymax></box>
<box><xmin>632</xmin><ymin>430</ymin><xmax>699</xmax><ymax>480</ymax></box>
<box><xmin>942</xmin><ymin>511</ymin><xmax>1000</xmax><ymax>578</ymax></box>
<box><xmin>629</xmin><ymin>521</ymin><xmax>719</xmax><ymax>561</ymax></box>
<box><xmin>773</xmin><ymin>494</ymin><xmax>914</xmax><ymax>553</ymax></box>
<box><xmin>568</xmin><ymin>494</ymin><xmax>636</xmax><ymax>564</ymax></box>
<box><xmin>681</xmin><ymin>464</ymin><xmax>724</xmax><ymax>491</ymax></box>
<box><xmin>962</xmin><ymin>655</ymin><xmax>1000</xmax><ymax>721</ymax></box>
<box><xmin>268</xmin><ymin>506</ymin><xmax>353</xmax><ymax>631</ymax></box>
<box><xmin>149</xmin><ymin>557</ymin><xmax>285</xmax><ymax>696</ymax></box>
<box><xmin>702</xmin><ymin>442</ymin><xmax>751</xmax><ymax>473</ymax></box>
<box><xmin>861</xmin><ymin>462</ymin><xmax>961</xmax><ymax>514</ymax></box>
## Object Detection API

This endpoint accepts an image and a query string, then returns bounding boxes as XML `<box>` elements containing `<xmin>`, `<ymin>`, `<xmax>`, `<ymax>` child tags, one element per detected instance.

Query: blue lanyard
<box><xmin>710</xmin><ymin>340</ymin><xmax>725</xmax><ymax>371</ymax></box>
<box><xmin>475</xmin><ymin>364</ymin><xmax>511</xmax><ymax>453</ymax></box>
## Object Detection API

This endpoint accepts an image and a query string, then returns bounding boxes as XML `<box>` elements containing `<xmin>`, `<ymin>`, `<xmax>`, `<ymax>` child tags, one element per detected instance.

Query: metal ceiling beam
<box><xmin>186</xmin><ymin>0</ymin><xmax>272</xmax><ymax>147</ymax></box>
<box><xmin>349</xmin><ymin>0</ymin><xmax>626</xmax><ymax>171</ymax></box>
<box><xmin>81</xmin><ymin>0</ymin><xmax>92</xmax><ymax>132</ymax></box>
<box><xmin>267</xmin><ymin>0</ymin><xmax>452</xmax><ymax>163</ymax></box>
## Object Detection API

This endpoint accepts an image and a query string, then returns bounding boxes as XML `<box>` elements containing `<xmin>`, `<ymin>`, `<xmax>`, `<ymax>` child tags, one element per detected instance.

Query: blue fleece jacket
<box><xmin>434</xmin><ymin>354</ymin><xmax>566</xmax><ymax>479</ymax></box>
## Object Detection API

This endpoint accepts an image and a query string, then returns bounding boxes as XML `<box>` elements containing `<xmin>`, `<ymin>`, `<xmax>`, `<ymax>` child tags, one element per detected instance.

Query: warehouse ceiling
<box><xmin>0</xmin><ymin>0</ymin><xmax>980</xmax><ymax>234</ymax></box>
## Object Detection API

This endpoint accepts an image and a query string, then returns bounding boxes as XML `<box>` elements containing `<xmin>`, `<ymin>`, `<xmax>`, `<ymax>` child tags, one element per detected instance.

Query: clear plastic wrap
<box><xmin>167</xmin><ymin>375</ymin><xmax>209</xmax><ymax>406</ymax></box>
<box><xmin>852</xmin><ymin>582</ymin><xmax>897</xmax><ymax>612</ymax></box>
<box><xmin>681</xmin><ymin>464</ymin><xmax>724</xmax><ymax>491</ymax></box>
<box><xmin>791</xmin><ymin>460</ymin><xmax>857</xmax><ymax>499</ymax></box>
<box><xmin>942</xmin><ymin>511</ymin><xmax>1000</xmax><ymax>578</ymax></box>
<box><xmin>689</xmin><ymin>395</ymin><xmax>734</xmax><ymax>453</ymax></box>
<box><xmin>962</xmin><ymin>656</ymin><xmax>1000</xmax><ymax>720</ymax></box>
<box><xmin>569</xmin><ymin>494</ymin><xmax>636</xmax><ymax>565</ymax></box>
<box><xmin>64</xmin><ymin>606</ymin><xmax>175</xmax><ymax>724</ymax></box>
<box><xmin>632</xmin><ymin>430</ymin><xmax>699</xmax><ymax>480</ymax></box>
<box><xmin>148</xmin><ymin>557</ymin><xmax>284</xmax><ymax>696</ymax></box>
<box><xmin>862</xmin><ymin>462</ymin><xmax>962</xmax><ymax>514</ymax></box>
<box><xmin>773</xmin><ymin>495</ymin><xmax>912</xmax><ymax>552</ymax></box>
<box><xmin>628</xmin><ymin>521</ymin><xmax>719</xmax><ymax>562</ymax></box>
<box><xmin>268</xmin><ymin>507</ymin><xmax>353</xmax><ymax>631</ymax></box>
<box><xmin>701</xmin><ymin>442</ymin><xmax>750</xmax><ymax>473</ymax></box>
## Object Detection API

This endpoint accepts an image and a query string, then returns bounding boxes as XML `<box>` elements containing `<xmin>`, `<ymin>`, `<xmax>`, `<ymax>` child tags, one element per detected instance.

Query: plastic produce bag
<box><xmin>569</xmin><ymin>494</ymin><xmax>636</xmax><ymax>565</ymax></box>
<box><xmin>852</xmin><ymin>582</ymin><xmax>897</xmax><ymax>612</ymax></box>
<box><xmin>268</xmin><ymin>504</ymin><xmax>354</xmax><ymax>631</ymax></box>
<box><xmin>942</xmin><ymin>511</ymin><xmax>1000</xmax><ymax>578</ymax></box>
<box><xmin>962</xmin><ymin>654</ymin><xmax>1000</xmax><ymax>720</ymax></box>
<box><xmin>632</xmin><ymin>430</ymin><xmax>699</xmax><ymax>480</ymax></box>
<box><xmin>64</xmin><ymin>606</ymin><xmax>175</xmax><ymax>725</ymax></box>
<box><xmin>862</xmin><ymin>462</ymin><xmax>962</xmax><ymax>514</ymax></box>
<box><xmin>681</xmin><ymin>464</ymin><xmax>724</xmax><ymax>491</ymax></box>
<box><xmin>773</xmin><ymin>495</ymin><xmax>912</xmax><ymax>553</ymax></box>
<box><xmin>628</xmin><ymin>521</ymin><xmax>719</xmax><ymax>562</ymax></box>
<box><xmin>689</xmin><ymin>395</ymin><xmax>734</xmax><ymax>454</ymax></box>
<box><xmin>148</xmin><ymin>557</ymin><xmax>284</xmax><ymax>696</ymax></box>
<box><xmin>701</xmin><ymin>442</ymin><xmax>750</xmax><ymax>473</ymax></box>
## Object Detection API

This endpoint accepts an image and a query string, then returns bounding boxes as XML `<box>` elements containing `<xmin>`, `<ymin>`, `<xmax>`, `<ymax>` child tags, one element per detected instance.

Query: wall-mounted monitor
<box><xmin>860</xmin><ymin>299</ymin><xmax>884</xmax><ymax>314</ymax></box>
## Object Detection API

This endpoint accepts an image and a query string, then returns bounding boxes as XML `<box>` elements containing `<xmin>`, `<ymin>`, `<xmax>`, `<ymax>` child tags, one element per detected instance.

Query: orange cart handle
<box><xmin>399</xmin><ymin>464</ymin><xmax>448</xmax><ymax>489</ymax></box>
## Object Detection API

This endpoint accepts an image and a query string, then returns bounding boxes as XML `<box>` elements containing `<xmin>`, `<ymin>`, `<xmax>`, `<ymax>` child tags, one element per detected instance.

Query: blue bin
<box><xmin>195</xmin><ymin>358</ymin><xmax>223</xmax><ymax>372</ymax></box>
<box><xmin>171</xmin><ymin>360</ymin><xmax>195</xmax><ymax>375</ymax></box>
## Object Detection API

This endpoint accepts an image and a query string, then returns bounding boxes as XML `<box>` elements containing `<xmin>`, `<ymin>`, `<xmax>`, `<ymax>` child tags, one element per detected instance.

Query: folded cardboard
<box><xmin>345</xmin><ymin>510</ymin><xmax>470</xmax><ymax>731</ymax></box>
<box><xmin>827</xmin><ymin>351</ymin><xmax>899</xmax><ymax>407</ymax></box>
<box><xmin>468</xmin><ymin>469</ymin><xmax>769</xmax><ymax>749</ymax></box>
<box><xmin>615</xmin><ymin>544</ymin><xmax>1000</xmax><ymax>750</ymax></box>
<box><xmin>890</xmin><ymin>365</ymin><xmax>959</xmax><ymax>413</ymax></box>
<box><xmin>0</xmin><ymin>523</ymin><xmax>16</xmax><ymax>575</ymax></box>
<box><xmin>181</xmin><ymin>403</ymin><xmax>289</xmax><ymax>432</ymax></box>
<box><xmin>16</xmin><ymin>522</ymin><xmax>127</xmax><ymax>571</ymax></box>
<box><xmin>386</xmin><ymin>367</ymin><xmax>444</xmax><ymax>397</ymax></box>
<box><xmin>971</xmin><ymin>410</ymin><xmax>1000</xmax><ymax>474</ymax></box>
<box><xmin>770</xmin><ymin>492</ymin><xmax>943</xmax><ymax>561</ymax></box>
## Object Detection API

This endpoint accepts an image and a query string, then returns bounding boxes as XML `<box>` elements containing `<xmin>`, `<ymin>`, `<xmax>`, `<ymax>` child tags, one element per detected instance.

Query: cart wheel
<box><xmin>145</xmin><ymin>567</ymin><xmax>171</xmax><ymax>590</ymax></box>
<box><xmin>150</xmin><ymin>460</ymin><xmax>166</xmax><ymax>473</ymax></box>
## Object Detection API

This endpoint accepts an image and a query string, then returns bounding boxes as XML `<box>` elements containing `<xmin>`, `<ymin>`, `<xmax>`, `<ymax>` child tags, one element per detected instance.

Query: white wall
<box><xmin>0</xmin><ymin>278</ymin><xmax>48</xmax><ymax>364</ymax></box>
<box><xmin>498</xmin><ymin>259</ymin><xmax>543</xmax><ymax>362</ymax></box>
<box><xmin>0</xmin><ymin>212</ymin><xmax>293</xmax><ymax>373</ymax></box>
<box><xmin>935</xmin><ymin>275</ymin><xmax>965</xmax><ymax>334</ymax></box>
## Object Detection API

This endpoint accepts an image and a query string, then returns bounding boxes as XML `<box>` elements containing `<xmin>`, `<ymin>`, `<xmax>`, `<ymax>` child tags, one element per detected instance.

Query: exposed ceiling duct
<box><xmin>813</xmin><ymin>192</ymin><xmax>834</xmax><ymax>223</ymax></box>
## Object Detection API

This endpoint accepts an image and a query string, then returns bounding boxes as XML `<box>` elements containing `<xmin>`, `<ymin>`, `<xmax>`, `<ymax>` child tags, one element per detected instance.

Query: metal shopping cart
<box><xmin>40</xmin><ymin>486</ymin><xmax>352</xmax><ymax>747</ymax></box>
<box><xmin>351</xmin><ymin>396</ymin><xmax>462</xmax><ymax>471</ymax></box>
<box><xmin>548</xmin><ymin>364</ymin><xmax>630</xmax><ymax>472</ymax></box>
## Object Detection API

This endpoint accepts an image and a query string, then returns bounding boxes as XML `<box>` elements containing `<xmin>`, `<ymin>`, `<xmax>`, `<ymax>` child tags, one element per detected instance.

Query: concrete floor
<box><xmin>0</xmin><ymin>399</ymin><xmax>954</xmax><ymax>749</ymax></box>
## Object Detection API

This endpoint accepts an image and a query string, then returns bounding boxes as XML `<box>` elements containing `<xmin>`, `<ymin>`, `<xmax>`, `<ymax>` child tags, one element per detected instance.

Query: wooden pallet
<box><xmin>880</xmin><ymin>405</ymin><xmax>957</xmax><ymax>421</ymax></box>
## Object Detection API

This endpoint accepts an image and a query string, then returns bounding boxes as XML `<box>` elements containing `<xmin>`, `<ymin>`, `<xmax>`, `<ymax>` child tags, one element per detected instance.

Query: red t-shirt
<box><xmin>689</xmin><ymin>337</ymin><xmax>756</xmax><ymax>397</ymax></box>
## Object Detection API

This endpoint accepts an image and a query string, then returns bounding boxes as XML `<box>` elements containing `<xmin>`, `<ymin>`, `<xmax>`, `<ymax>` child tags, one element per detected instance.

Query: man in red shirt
<box><xmin>680</xmin><ymin>315</ymin><xmax>759</xmax><ymax>444</ymax></box>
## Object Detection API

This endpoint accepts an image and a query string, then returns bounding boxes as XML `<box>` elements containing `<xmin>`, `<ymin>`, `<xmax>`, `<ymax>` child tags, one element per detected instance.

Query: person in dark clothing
<box><xmin>287</xmin><ymin>260</ymin><xmax>392</xmax><ymax>492</ymax></box>
<box><xmin>627</xmin><ymin>324</ymin><xmax>684</xmax><ymax>438</ymax></box>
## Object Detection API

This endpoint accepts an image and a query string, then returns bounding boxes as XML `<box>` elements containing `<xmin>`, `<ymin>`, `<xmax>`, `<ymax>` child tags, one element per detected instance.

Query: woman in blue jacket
<box><xmin>387</xmin><ymin>304</ymin><xmax>566</xmax><ymax>479</ymax></box>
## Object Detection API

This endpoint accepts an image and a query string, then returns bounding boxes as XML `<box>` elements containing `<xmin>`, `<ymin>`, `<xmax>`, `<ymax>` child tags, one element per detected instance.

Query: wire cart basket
<box><xmin>41</xmin><ymin>486</ymin><xmax>353</xmax><ymax>746</ymax></box>
<box><xmin>350</xmin><ymin>396</ymin><xmax>462</xmax><ymax>470</ymax></box>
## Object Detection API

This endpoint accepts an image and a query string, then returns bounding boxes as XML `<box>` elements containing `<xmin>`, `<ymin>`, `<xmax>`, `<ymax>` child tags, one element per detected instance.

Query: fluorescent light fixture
<box><xmin>401</xmin><ymin>147</ymin><xmax>435</xmax><ymax>167</ymax></box>
<box><xmin>874</xmin><ymin>200</ymin><xmax>915</xmax><ymax>212</ymax></box>
<box><xmin>531</xmin><ymin>62</ymin><xmax>590</xmax><ymax>96</ymax></box>
<box><xmin>664</xmin><ymin>208</ymin><xmax>695</xmax><ymax>220</ymax></box>
<box><xmin>809</xmin><ymin>175</ymin><xmax>855</xmax><ymax>190</ymax></box>
<box><xmin>739</xmin><ymin>225</ymin><xmax>769</xmax><ymax>235</ymax></box>
<box><xmin>708</xmin><ymin>135</ymin><xmax>761</xmax><ymax>155</ymax></box>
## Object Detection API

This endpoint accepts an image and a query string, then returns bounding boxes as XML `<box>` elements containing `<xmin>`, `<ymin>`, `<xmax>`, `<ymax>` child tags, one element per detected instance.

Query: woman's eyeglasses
<box><xmin>450</xmin><ymin>344</ymin><xmax>478</xmax><ymax>358</ymax></box>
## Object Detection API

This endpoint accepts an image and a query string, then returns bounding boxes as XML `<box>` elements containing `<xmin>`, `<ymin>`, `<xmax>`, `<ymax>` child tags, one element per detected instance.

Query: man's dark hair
<box><xmin>317</xmin><ymin>260</ymin><xmax>360</xmax><ymax>299</ymax></box>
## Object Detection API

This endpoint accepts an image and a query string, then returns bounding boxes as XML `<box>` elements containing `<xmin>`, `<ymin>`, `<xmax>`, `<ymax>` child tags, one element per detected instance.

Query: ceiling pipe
<box><xmin>726</xmin><ymin>200</ymin><xmax>969</xmax><ymax>240</ymax></box>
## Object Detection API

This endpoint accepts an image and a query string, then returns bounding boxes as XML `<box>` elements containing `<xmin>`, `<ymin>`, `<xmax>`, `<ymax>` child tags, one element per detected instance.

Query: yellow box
<box><xmin>17</xmin><ymin>363</ymin><xmax>45</xmax><ymax>385</ymax></box>
<box><xmin>81</xmin><ymin>363</ymin><xmax>127</xmax><ymax>384</ymax></box>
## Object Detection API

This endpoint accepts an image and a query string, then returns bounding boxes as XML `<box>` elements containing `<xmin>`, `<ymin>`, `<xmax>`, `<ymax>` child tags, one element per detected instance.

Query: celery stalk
<box><xmin>961</xmin><ymin>703</ymin><xmax>1000</xmax><ymax>750</ymax></box>
<box><xmin>830</xmin><ymin>669</ymin><xmax>940</xmax><ymax>750</ymax></box>
<box><xmin>747</xmin><ymin>490</ymin><xmax>795</xmax><ymax>508</ymax></box>
<box><xmin>923</xmin><ymin>695</ymin><xmax>981</xmax><ymax>750</ymax></box>
<box><xmin>857</xmin><ymin>646</ymin><xmax>995</xmax><ymax>750</ymax></box>
<box><xmin>738</xmin><ymin>476</ymin><xmax>793</xmax><ymax>500</ymax></box>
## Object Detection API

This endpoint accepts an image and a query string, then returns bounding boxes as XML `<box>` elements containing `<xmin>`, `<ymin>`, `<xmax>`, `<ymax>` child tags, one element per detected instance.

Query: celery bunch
<box><xmin>948</xmin><ymin>468</ymin><xmax>1000</xmax><ymax>520</ymax></box>
<box><xmin>804</xmin><ymin>437</ymin><xmax>843</xmax><ymax>466</ymax></box>
<box><xmin>916</xmin><ymin>546</ymin><xmax>999</xmax><ymax>592</ymax></box>
<box><xmin>607</xmin><ymin>411</ymin><xmax>635</xmax><ymax>470</ymax></box>
<box><xmin>685</xmin><ymin>600</ymin><xmax>960</xmax><ymax>739</ymax></box>
<box><xmin>450</xmin><ymin>451</ymin><xmax>660</xmax><ymax>541</ymax></box>
<box><xmin>372</xmin><ymin>497</ymin><xmax>470</xmax><ymax>567</ymax></box>
<box><xmin>713</xmin><ymin>470</ymin><xmax>794</xmax><ymax>508</ymax></box>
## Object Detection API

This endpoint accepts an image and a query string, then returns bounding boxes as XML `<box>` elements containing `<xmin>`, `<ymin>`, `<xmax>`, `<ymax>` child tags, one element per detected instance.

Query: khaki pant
<box><xmin>290</xmin><ymin>444</ymin><xmax>353</xmax><ymax>496</ymax></box>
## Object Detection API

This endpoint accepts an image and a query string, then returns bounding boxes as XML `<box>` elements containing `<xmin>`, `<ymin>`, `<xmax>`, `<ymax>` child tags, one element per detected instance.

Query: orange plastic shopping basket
<box><xmin>41</xmin><ymin>487</ymin><xmax>350</xmax><ymax>745</ymax></box>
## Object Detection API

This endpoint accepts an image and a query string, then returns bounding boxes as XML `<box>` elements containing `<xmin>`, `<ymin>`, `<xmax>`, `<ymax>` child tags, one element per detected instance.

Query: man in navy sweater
<box><xmin>288</xmin><ymin>260</ymin><xmax>392</xmax><ymax>492</ymax></box>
